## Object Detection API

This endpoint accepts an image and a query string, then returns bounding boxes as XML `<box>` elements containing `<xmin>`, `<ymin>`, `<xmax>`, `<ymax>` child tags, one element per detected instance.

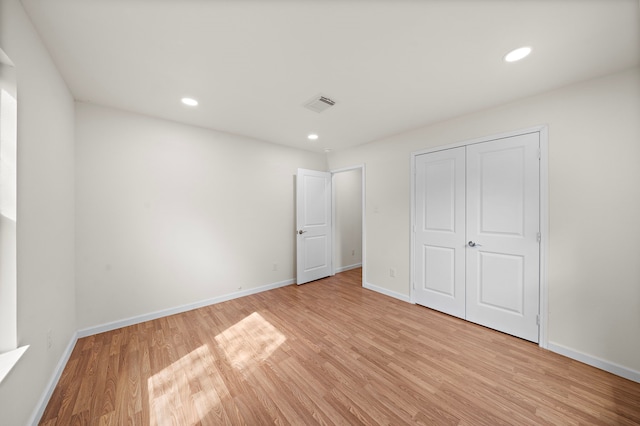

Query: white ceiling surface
<box><xmin>21</xmin><ymin>0</ymin><xmax>640</xmax><ymax>152</ymax></box>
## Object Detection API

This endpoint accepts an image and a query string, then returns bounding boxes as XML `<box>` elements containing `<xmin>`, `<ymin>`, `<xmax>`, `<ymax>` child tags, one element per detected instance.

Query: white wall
<box><xmin>0</xmin><ymin>0</ymin><xmax>76</xmax><ymax>424</ymax></box>
<box><xmin>334</xmin><ymin>169</ymin><xmax>362</xmax><ymax>271</ymax></box>
<box><xmin>75</xmin><ymin>103</ymin><xmax>327</xmax><ymax>329</ymax></box>
<box><xmin>327</xmin><ymin>67</ymin><xmax>640</xmax><ymax>376</ymax></box>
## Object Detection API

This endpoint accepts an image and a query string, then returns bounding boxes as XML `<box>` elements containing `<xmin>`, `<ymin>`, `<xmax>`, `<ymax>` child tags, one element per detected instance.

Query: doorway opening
<box><xmin>331</xmin><ymin>166</ymin><xmax>365</xmax><ymax>283</ymax></box>
<box><xmin>332</xmin><ymin>168</ymin><xmax>364</xmax><ymax>273</ymax></box>
<box><xmin>295</xmin><ymin>165</ymin><xmax>366</xmax><ymax>286</ymax></box>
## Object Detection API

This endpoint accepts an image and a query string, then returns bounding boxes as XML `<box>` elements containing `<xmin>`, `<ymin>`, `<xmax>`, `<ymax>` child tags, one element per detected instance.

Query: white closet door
<box><xmin>414</xmin><ymin>147</ymin><xmax>466</xmax><ymax>318</ymax></box>
<box><xmin>465</xmin><ymin>133</ymin><xmax>540</xmax><ymax>342</ymax></box>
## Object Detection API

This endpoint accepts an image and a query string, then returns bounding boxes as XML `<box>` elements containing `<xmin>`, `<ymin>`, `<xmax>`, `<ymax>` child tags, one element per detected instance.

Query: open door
<box><xmin>296</xmin><ymin>168</ymin><xmax>332</xmax><ymax>285</ymax></box>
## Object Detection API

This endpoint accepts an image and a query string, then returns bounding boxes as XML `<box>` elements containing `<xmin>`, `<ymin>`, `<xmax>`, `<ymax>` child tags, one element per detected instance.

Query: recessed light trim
<box><xmin>504</xmin><ymin>46</ymin><xmax>532</xmax><ymax>63</ymax></box>
<box><xmin>307</xmin><ymin>134</ymin><xmax>319</xmax><ymax>141</ymax></box>
<box><xmin>181</xmin><ymin>97</ymin><xmax>198</xmax><ymax>106</ymax></box>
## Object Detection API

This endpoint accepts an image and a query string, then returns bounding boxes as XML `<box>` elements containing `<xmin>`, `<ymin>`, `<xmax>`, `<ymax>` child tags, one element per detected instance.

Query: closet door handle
<box><xmin>468</xmin><ymin>241</ymin><xmax>482</xmax><ymax>247</ymax></box>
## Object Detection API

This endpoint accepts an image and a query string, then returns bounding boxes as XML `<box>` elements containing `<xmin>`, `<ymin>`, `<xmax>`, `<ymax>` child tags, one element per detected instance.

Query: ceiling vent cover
<box><xmin>303</xmin><ymin>95</ymin><xmax>336</xmax><ymax>113</ymax></box>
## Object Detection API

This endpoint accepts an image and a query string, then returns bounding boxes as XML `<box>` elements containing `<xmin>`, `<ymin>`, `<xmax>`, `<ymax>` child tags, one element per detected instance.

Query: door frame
<box><xmin>330</xmin><ymin>164</ymin><xmax>366</xmax><ymax>286</ymax></box>
<box><xmin>410</xmin><ymin>126</ymin><xmax>549</xmax><ymax>348</ymax></box>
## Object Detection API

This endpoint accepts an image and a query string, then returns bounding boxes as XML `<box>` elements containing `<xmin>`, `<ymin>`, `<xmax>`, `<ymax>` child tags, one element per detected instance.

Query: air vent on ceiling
<box><xmin>303</xmin><ymin>95</ymin><xmax>336</xmax><ymax>113</ymax></box>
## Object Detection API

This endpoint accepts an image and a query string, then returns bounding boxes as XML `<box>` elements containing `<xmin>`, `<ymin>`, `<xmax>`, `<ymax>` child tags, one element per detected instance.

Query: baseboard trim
<box><xmin>32</xmin><ymin>277</ymin><xmax>296</xmax><ymax>424</ymax></box>
<box><xmin>29</xmin><ymin>332</ymin><xmax>78</xmax><ymax>425</ymax></box>
<box><xmin>334</xmin><ymin>263</ymin><xmax>362</xmax><ymax>274</ymax></box>
<box><xmin>363</xmin><ymin>281</ymin><xmax>411</xmax><ymax>303</ymax></box>
<box><xmin>548</xmin><ymin>342</ymin><xmax>640</xmax><ymax>384</ymax></box>
<box><xmin>78</xmin><ymin>278</ymin><xmax>295</xmax><ymax>338</ymax></box>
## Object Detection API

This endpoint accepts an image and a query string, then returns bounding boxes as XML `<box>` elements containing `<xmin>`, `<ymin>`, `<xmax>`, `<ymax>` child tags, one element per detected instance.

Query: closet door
<box><xmin>414</xmin><ymin>147</ymin><xmax>466</xmax><ymax>318</ymax></box>
<box><xmin>465</xmin><ymin>133</ymin><xmax>540</xmax><ymax>342</ymax></box>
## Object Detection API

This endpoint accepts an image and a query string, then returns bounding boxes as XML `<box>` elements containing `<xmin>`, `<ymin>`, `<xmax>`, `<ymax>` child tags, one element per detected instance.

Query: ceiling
<box><xmin>20</xmin><ymin>0</ymin><xmax>640</xmax><ymax>153</ymax></box>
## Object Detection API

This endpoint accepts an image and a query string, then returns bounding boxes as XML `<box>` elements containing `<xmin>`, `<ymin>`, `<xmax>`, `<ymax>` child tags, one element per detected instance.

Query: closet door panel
<box><xmin>465</xmin><ymin>133</ymin><xmax>540</xmax><ymax>343</ymax></box>
<box><xmin>414</xmin><ymin>147</ymin><xmax>466</xmax><ymax>318</ymax></box>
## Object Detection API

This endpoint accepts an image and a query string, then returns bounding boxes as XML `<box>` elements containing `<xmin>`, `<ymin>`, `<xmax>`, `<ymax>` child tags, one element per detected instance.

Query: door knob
<box><xmin>468</xmin><ymin>241</ymin><xmax>482</xmax><ymax>247</ymax></box>
<box><xmin>298</xmin><ymin>230</ymin><xmax>307</xmax><ymax>235</ymax></box>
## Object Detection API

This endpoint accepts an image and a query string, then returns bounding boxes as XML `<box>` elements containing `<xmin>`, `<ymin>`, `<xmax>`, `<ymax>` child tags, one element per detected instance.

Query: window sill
<box><xmin>0</xmin><ymin>345</ymin><xmax>29</xmax><ymax>384</ymax></box>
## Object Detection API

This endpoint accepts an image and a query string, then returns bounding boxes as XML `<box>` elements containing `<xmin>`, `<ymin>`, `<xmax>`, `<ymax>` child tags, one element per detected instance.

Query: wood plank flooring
<box><xmin>40</xmin><ymin>268</ymin><xmax>640</xmax><ymax>425</ymax></box>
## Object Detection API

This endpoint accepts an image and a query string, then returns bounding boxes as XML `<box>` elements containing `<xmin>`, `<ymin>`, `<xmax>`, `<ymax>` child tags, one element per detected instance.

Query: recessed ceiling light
<box><xmin>181</xmin><ymin>97</ymin><xmax>198</xmax><ymax>106</ymax></box>
<box><xmin>307</xmin><ymin>134</ymin><xmax>319</xmax><ymax>140</ymax></box>
<box><xmin>504</xmin><ymin>46</ymin><xmax>532</xmax><ymax>63</ymax></box>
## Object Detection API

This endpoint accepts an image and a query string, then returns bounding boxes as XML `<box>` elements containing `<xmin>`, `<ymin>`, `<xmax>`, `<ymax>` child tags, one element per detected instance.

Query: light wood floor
<box><xmin>41</xmin><ymin>268</ymin><xmax>640</xmax><ymax>425</ymax></box>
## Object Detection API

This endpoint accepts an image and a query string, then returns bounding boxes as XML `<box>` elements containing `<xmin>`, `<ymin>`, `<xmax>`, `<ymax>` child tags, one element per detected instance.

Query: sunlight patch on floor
<box><xmin>148</xmin><ymin>344</ymin><xmax>223</xmax><ymax>425</ymax></box>
<box><xmin>147</xmin><ymin>312</ymin><xmax>286</xmax><ymax>424</ymax></box>
<box><xmin>215</xmin><ymin>311</ymin><xmax>286</xmax><ymax>371</ymax></box>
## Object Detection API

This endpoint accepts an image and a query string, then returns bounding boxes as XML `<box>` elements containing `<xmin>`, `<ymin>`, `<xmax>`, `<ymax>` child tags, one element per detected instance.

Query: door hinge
<box><xmin>538</xmin><ymin>148</ymin><xmax>541</xmax><ymax>160</ymax></box>
<box><xmin>536</xmin><ymin>315</ymin><xmax>540</xmax><ymax>326</ymax></box>
<box><xmin>537</xmin><ymin>232</ymin><xmax>541</xmax><ymax>243</ymax></box>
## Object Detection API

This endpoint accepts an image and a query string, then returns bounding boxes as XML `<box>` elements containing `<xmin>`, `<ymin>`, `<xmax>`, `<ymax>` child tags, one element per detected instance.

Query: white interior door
<box><xmin>466</xmin><ymin>133</ymin><xmax>540</xmax><ymax>342</ymax></box>
<box><xmin>414</xmin><ymin>147</ymin><xmax>466</xmax><ymax>318</ymax></box>
<box><xmin>296</xmin><ymin>168</ymin><xmax>332</xmax><ymax>285</ymax></box>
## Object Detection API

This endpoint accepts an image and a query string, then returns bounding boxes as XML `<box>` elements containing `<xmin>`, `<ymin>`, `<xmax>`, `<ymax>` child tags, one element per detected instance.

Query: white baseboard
<box><xmin>547</xmin><ymin>342</ymin><xmax>640</xmax><ymax>383</ymax></box>
<box><xmin>32</xmin><ymin>277</ymin><xmax>295</xmax><ymax>424</ymax></box>
<box><xmin>363</xmin><ymin>281</ymin><xmax>411</xmax><ymax>303</ymax></box>
<box><xmin>29</xmin><ymin>332</ymin><xmax>78</xmax><ymax>425</ymax></box>
<box><xmin>334</xmin><ymin>263</ymin><xmax>362</xmax><ymax>274</ymax></box>
<box><xmin>77</xmin><ymin>278</ymin><xmax>295</xmax><ymax>338</ymax></box>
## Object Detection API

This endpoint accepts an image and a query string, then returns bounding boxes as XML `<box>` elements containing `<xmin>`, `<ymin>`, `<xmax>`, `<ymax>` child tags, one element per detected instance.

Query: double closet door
<box><xmin>414</xmin><ymin>132</ymin><xmax>540</xmax><ymax>342</ymax></box>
